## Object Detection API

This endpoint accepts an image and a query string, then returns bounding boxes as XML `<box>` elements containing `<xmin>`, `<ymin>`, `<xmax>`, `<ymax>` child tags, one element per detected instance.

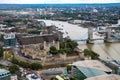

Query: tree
<box><xmin>18</xmin><ymin>61</ymin><xmax>30</xmax><ymax>68</ymax></box>
<box><xmin>90</xmin><ymin>50</ymin><xmax>99</xmax><ymax>59</ymax></box>
<box><xmin>64</xmin><ymin>48</ymin><xmax>72</xmax><ymax>54</ymax></box>
<box><xmin>60</xmin><ymin>39</ymin><xmax>78</xmax><ymax>50</ymax></box>
<box><xmin>59</xmin><ymin>39</ymin><xmax>78</xmax><ymax>55</ymax></box>
<box><xmin>11</xmin><ymin>57</ymin><xmax>19</xmax><ymax>64</ymax></box>
<box><xmin>9</xmin><ymin>64</ymin><xmax>19</xmax><ymax>74</ymax></box>
<box><xmin>66</xmin><ymin>65</ymin><xmax>72</xmax><ymax>72</ymax></box>
<box><xmin>11</xmin><ymin>57</ymin><xmax>42</xmax><ymax>70</ymax></box>
<box><xmin>40</xmin><ymin>46</ymin><xmax>44</xmax><ymax>50</ymax></box>
<box><xmin>84</xmin><ymin>49</ymin><xmax>99</xmax><ymax>59</ymax></box>
<box><xmin>60</xmin><ymin>40</ymin><xmax>65</xmax><ymax>49</ymax></box>
<box><xmin>49</xmin><ymin>46</ymin><xmax>58</xmax><ymax>55</ymax></box>
<box><xmin>58</xmin><ymin>49</ymin><xmax>64</xmax><ymax>54</ymax></box>
<box><xmin>84</xmin><ymin>49</ymin><xmax>90</xmax><ymax>56</ymax></box>
<box><xmin>0</xmin><ymin>34</ymin><xmax>3</xmax><ymax>41</ymax></box>
<box><xmin>0</xmin><ymin>45</ymin><xmax>3</xmax><ymax>57</ymax></box>
<box><xmin>30</xmin><ymin>63</ymin><xmax>42</xmax><ymax>70</ymax></box>
<box><xmin>70</xmin><ymin>77</ymin><xmax>77</xmax><ymax>80</ymax></box>
<box><xmin>66</xmin><ymin>39</ymin><xmax>78</xmax><ymax>49</ymax></box>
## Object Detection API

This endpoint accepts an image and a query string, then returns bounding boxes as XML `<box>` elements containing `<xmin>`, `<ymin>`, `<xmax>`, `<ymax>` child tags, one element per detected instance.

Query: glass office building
<box><xmin>71</xmin><ymin>66</ymin><xmax>107</xmax><ymax>80</ymax></box>
<box><xmin>4</xmin><ymin>33</ymin><xmax>16</xmax><ymax>47</ymax></box>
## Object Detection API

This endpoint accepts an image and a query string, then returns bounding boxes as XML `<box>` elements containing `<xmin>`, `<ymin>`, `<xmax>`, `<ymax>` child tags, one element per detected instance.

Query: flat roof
<box><xmin>26</xmin><ymin>74</ymin><xmax>41</xmax><ymax>80</ymax></box>
<box><xmin>0</xmin><ymin>60</ymin><xmax>12</xmax><ymax>66</ymax></box>
<box><xmin>85</xmin><ymin>74</ymin><xmax>120</xmax><ymax>80</ymax></box>
<box><xmin>56</xmin><ymin>75</ymin><xmax>64</xmax><ymax>80</ymax></box>
<box><xmin>72</xmin><ymin>60</ymin><xmax>112</xmax><ymax>72</ymax></box>
<box><xmin>22</xmin><ymin>34</ymin><xmax>53</xmax><ymax>38</ymax></box>
<box><xmin>0</xmin><ymin>69</ymin><xmax>10</xmax><ymax>74</ymax></box>
<box><xmin>0</xmin><ymin>24</ymin><xmax>6</xmax><ymax>27</ymax></box>
<box><xmin>76</xmin><ymin>66</ymin><xmax>106</xmax><ymax>78</ymax></box>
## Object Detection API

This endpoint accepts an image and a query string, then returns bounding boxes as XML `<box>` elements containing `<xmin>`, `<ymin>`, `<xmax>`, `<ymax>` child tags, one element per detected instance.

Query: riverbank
<box><xmin>38</xmin><ymin>19</ymin><xmax>120</xmax><ymax>60</ymax></box>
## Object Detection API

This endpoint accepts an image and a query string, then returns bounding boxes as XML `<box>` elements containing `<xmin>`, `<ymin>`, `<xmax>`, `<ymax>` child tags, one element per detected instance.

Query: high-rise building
<box><xmin>4</xmin><ymin>33</ymin><xmax>16</xmax><ymax>47</ymax></box>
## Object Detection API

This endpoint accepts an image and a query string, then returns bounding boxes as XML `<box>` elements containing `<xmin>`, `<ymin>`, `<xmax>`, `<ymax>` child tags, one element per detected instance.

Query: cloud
<box><xmin>0</xmin><ymin>0</ymin><xmax>119</xmax><ymax>4</ymax></box>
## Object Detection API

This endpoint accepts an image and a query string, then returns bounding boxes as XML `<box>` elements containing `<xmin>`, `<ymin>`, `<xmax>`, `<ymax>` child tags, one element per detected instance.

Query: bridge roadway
<box><xmin>73</xmin><ymin>38</ymin><xmax>105</xmax><ymax>41</ymax></box>
<box><xmin>111</xmin><ymin>34</ymin><xmax>120</xmax><ymax>40</ymax></box>
<box><xmin>73</xmin><ymin>37</ymin><xmax>120</xmax><ymax>42</ymax></box>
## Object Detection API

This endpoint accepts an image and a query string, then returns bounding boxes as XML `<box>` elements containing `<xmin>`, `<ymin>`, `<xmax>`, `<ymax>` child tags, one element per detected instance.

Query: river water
<box><xmin>38</xmin><ymin>19</ymin><xmax>120</xmax><ymax>60</ymax></box>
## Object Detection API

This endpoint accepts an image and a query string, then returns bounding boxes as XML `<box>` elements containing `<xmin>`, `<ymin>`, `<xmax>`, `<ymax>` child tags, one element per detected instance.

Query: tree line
<box><xmin>49</xmin><ymin>39</ymin><xmax>78</xmax><ymax>55</ymax></box>
<box><xmin>11</xmin><ymin>57</ymin><xmax>42</xmax><ymax>70</ymax></box>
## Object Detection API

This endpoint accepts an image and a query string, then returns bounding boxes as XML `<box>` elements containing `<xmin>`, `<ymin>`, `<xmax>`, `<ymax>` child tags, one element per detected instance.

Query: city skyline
<box><xmin>0</xmin><ymin>0</ymin><xmax>120</xmax><ymax>4</ymax></box>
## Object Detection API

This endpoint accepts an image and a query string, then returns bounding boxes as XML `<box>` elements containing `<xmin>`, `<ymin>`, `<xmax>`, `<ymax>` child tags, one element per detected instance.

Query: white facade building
<box><xmin>26</xmin><ymin>74</ymin><xmax>42</xmax><ymax>80</ymax></box>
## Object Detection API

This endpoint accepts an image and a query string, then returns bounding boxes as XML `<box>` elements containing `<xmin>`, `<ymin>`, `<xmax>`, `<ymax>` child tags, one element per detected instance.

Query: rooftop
<box><xmin>0</xmin><ymin>60</ymin><xmax>12</xmax><ymax>66</ymax></box>
<box><xmin>0</xmin><ymin>69</ymin><xmax>10</xmax><ymax>75</ymax></box>
<box><xmin>76</xmin><ymin>66</ymin><xmax>106</xmax><ymax>78</ymax></box>
<box><xmin>56</xmin><ymin>75</ymin><xmax>64</xmax><ymax>80</ymax></box>
<box><xmin>85</xmin><ymin>74</ymin><xmax>120</xmax><ymax>80</ymax></box>
<box><xmin>72</xmin><ymin>60</ymin><xmax>112</xmax><ymax>72</ymax></box>
<box><xmin>0</xmin><ymin>24</ymin><xmax>6</xmax><ymax>27</ymax></box>
<box><xmin>22</xmin><ymin>34</ymin><xmax>53</xmax><ymax>38</ymax></box>
<box><xmin>26</xmin><ymin>74</ymin><xmax>41</xmax><ymax>80</ymax></box>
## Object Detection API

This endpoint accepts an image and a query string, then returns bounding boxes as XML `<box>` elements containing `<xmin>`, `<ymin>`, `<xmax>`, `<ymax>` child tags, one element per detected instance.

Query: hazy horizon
<box><xmin>0</xmin><ymin>0</ymin><xmax>119</xmax><ymax>4</ymax></box>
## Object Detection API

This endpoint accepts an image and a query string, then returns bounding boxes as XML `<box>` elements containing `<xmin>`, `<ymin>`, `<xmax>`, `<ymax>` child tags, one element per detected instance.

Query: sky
<box><xmin>0</xmin><ymin>0</ymin><xmax>119</xmax><ymax>4</ymax></box>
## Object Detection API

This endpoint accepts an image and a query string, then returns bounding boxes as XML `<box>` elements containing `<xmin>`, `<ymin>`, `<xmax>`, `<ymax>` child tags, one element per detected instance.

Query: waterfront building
<box><xmin>4</xmin><ymin>33</ymin><xmax>16</xmax><ymax>47</ymax></box>
<box><xmin>72</xmin><ymin>60</ymin><xmax>112</xmax><ymax>73</ymax></box>
<box><xmin>85</xmin><ymin>74</ymin><xmax>120</xmax><ymax>80</ymax></box>
<box><xmin>105</xmin><ymin>59</ymin><xmax>120</xmax><ymax>75</ymax></box>
<box><xmin>0</xmin><ymin>69</ymin><xmax>11</xmax><ymax>80</ymax></box>
<box><xmin>71</xmin><ymin>66</ymin><xmax>107</xmax><ymax>80</ymax></box>
<box><xmin>67</xmin><ymin>60</ymin><xmax>112</xmax><ymax>80</ymax></box>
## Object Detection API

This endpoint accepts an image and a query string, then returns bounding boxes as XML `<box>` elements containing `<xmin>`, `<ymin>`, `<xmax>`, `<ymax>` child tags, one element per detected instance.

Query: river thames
<box><xmin>38</xmin><ymin>19</ymin><xmax>120</xmax><ymax>60</ymax></box>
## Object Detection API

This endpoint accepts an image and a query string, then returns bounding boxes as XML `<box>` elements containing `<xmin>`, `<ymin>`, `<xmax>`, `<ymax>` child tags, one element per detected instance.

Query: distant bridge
<box><xmin>73</xmin><ymin>37</ymin><xmax>120</xmax><ymax>42</ymax></box>
<box><xmin>111</xmin><ymin>34</ymin><xmax>120</xmax><ymax>40</ymax></box>
<box><xmin>73</xmin><ymin>26</ymin><xmax>120</xmax><ymax>42</ymax></box>
<box><xmin>73</xmin><ymin>38</ymin><xmax>105</xmax><ymax>42</ymax></box>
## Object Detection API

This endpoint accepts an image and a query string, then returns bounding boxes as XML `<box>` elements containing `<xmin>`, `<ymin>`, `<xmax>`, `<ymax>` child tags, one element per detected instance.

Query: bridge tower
<box><xmin>104</xmin><ymin>28</ymin><xmax>112</xmax><ymax>42</ymax></box>
<box><xmin>87</xmin><ymin>27</ymin><xmax>94</xmax><ymax>43</ymax></box>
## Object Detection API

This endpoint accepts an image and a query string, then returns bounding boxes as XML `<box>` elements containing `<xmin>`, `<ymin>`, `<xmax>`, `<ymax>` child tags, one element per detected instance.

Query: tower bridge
<box><xmin>73</xmin><ymin>26</ymin><xmax>120</xmax><ymax>43</ymax></box>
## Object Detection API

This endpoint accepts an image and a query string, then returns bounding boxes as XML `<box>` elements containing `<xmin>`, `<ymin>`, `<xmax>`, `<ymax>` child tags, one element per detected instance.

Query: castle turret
<box><xmin>56</xmin><ymin>41</ymin><xmax>60</xmax><ymax>50</ymax></box>
<box><xmin>43</xmin><ymin>41</ymin><xmax>47</xmax><ymax>50</ymax></box>
<box><xmin>87</xmin><ymin>27</ymin><xmax>94</xmax><ymax>43</ymax></box>
<box><xmin>104</xmin><ymin>28</ymin><xmax>112</xmax><ymax>42</ymax></box>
